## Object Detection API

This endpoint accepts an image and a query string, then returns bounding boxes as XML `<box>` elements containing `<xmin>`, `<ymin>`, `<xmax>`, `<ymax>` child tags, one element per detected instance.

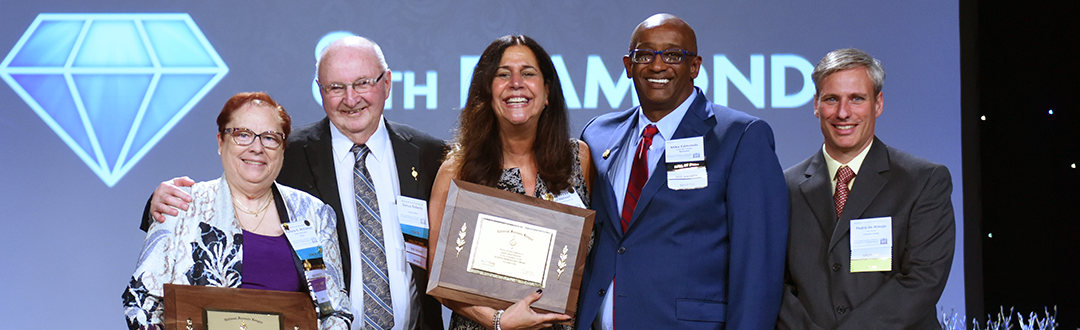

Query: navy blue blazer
<box><xmin>577</xmin><ymin>89</ymin><xmax>789</xmax><ymax>329</ymax></box>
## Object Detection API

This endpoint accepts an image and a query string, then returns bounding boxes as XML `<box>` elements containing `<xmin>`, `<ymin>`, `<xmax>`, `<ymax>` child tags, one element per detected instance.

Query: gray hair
<box><xmin>812</xmin><ymin>48</ymin><xmax>885</xmax><ymax>95</ymax></box>
<box><xmin>315</xmin><ymin>36</ymin><xmax>389</xmax><ymax>77</ymax></box>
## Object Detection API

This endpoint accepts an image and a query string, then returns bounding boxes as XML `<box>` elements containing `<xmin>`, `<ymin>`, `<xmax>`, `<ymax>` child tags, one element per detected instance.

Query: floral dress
<box><xmin>449</xmin><ymin>141</ymin><xmax>588</xmax><ymax>330</ymax></box>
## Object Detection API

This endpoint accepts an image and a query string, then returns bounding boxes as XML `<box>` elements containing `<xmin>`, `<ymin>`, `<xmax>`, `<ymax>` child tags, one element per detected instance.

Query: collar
<box><xmin>823</xmin><ymin>138</ymin><xmax>873</xmax><ymax>179</ymax></box>
<box><xmin>330</xmin><ymin>116</ymin><xmax>391</xmax><ymax>163</ymax></box>
<box><xmin>634</xmin><ymin>89</ymin><xmax>698</xmax><ymax>140</ymax></box>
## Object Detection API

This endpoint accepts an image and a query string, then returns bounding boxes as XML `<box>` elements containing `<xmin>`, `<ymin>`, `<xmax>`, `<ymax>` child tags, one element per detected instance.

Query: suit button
<box><xmin>617</xmin><ymin>247</ymin><xmax>626</xmax><ymax>254</ymax></box>
<box><xmin>836</xmin><ymin>306</ymin><xmax>845</xmax><ymax>314</ymax></box>
<box><xmin>598</xmin><ymin>289</ymin><xmax>606</xmax><ymax>296</ymax></box>
<box><xmin>832</xmin><ymin>263</ymin><xmax>841</xmax><ymax>271</ymax></box>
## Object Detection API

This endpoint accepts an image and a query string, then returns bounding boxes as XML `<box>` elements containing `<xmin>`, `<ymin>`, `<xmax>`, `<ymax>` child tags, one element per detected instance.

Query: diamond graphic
<box><xmin>1</xmin><ymin>13</ymin><xmax>228</xmax><ymax>187</ymax></box>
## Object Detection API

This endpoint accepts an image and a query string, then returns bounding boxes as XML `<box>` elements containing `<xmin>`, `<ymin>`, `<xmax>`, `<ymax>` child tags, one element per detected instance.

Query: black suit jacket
<box><xmin>141</xmin><ymin>117</ymin><xmax>447</xmax><ymax>330</ymax></box>
<box><xmin>777</xmin><ymin>137</ymin><xmax>954</xmax><ymax>330</ymax></box>
<box><xmin>279</xmin><ymin>117</ymin><xmax>447</xmax><ymax>330</ymax></box>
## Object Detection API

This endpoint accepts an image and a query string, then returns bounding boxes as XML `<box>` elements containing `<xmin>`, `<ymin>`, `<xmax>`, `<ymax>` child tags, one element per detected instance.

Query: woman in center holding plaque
<box><xmin>427</xmin><ymin>35</ymin><xmax>592</xmax><ymax>330</ymax></box>
<box><xmin>122</xmin><ymin>92</ymin><xmax>352</xmax><ymax>329</ymax></box>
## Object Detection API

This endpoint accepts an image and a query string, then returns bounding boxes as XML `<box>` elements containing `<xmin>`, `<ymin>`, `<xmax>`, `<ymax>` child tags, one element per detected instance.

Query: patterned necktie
<box><xmin>834</xmin><ymin>165</ymin><xmax>856</xmax><ymax>219</ymax></box>
<box><xmin>351</xmin><ymin>144</ymin><xmax>394</xmax><ymax>330</ymax></box>
<box><xmin>620</xmin><ymin>124</ymin><xmax>659</xmax><ymax>232</ymax></box>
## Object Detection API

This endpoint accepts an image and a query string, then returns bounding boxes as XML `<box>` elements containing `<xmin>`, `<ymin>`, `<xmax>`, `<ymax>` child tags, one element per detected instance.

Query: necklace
<box><xmin>238</xmin><ymin>207</ymin><xmax>269</xmax><ymax>232</ymax></box>
<box><xmin>233</xmin><ymin>193</ymin><xmax>272</xmax><ymax>216</ymax></box>
<box><xmin>233</xmin><ymin>193</ymin><xmax>272</xmax><ymax>231</ymax></box>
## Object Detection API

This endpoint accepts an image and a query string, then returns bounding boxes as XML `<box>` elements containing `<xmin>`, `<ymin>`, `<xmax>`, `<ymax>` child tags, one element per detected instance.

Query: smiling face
<box><xmin>218</xmin><ymin>102</ymin><xmax>285</xmax><ymax>191</ymax></box>
<box><xmin>491</xmin><ymin>45</ymin><xmax>548</xmax><ymax>128</ymax></box>
<box><xmin>814</xmin><ymin>65</ymin><xmax>883</xmax><ymax>163</ymax></box>
<box><xmin>318</xmin><ymin>40</ymin><xmax>390</xmax><ymax>144</ymax></box>
<box><xmin>624</xmin><ymin>16</ymin><xmax>701</xmax><ymax>121</ymax></box>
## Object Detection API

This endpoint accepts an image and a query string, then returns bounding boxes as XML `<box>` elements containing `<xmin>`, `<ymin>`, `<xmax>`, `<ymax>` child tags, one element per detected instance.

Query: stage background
<box><xmin>0</xmin><ymin>1</ymin><xmax>962</xmax><ymax>327</ymax></box>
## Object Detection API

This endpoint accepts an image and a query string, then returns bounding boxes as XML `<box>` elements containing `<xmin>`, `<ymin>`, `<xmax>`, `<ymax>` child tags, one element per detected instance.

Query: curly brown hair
<box><xmin>450</xmin><ymin>35</ymin><xmax>573</xmax><ymax>193</ymax></box>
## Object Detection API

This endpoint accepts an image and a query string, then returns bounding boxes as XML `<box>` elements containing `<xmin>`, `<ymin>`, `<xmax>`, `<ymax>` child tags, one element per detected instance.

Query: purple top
<box><xmin>241</xmin><ymin>230</ymin><xmax>301</xmax><ymax>292</ymax></box>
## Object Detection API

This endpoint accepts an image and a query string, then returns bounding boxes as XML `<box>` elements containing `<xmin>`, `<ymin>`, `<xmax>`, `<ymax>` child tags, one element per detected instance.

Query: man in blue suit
<box><xmin>576</xmin><ymin>13</ymin><xmax>789</xmax><ymax>330</ymax></box>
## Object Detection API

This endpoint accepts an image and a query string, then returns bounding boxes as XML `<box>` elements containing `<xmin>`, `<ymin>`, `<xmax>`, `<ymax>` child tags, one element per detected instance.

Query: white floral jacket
<box><xmin>122</xmin><ymin>177</ymin><xmax>352</xmax><ymax>329</ymax></box>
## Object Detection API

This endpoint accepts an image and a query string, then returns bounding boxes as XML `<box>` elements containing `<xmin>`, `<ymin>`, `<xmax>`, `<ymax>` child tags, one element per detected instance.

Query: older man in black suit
<box><xmin>143</xmin><ymin>36</ymin><xmax>446</xmax><ymax>330</ymax></box>
<box><xmin>777</xmin><ymin>48</ymin><xmax>955</xmax><ymax>329</ymax></box>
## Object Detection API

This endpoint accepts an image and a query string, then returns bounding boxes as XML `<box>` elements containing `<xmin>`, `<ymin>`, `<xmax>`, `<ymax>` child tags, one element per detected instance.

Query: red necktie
<box><xmin>621</xmin><ymin>124</ymin><xmax>658</xmax><ymax>232</ymax></box>
<box><xmin>834</xmin><ymin>165</ymin><xmax>855</xmax><ymax>219</ymax></box>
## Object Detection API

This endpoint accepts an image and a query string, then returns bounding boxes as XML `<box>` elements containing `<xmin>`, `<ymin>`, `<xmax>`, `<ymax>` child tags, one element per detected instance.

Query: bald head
<box><xmin>316</xmin><ymin>36</ymin><xmax>388</xmax><ymax>79</ymax></box>
<box><xmin>623</xmin><ymin>13</ymin><xmax>702</xmax><ymax>120</ymax></box>
<box><xmin>315</xmin><ymin>35</ymin><xmax>392</xmax><ymax>145</ymax></box>
<box><xmin>629</xmin><ymin>13</ymin><xmax>697</xmax><ymax>54</ymax></box>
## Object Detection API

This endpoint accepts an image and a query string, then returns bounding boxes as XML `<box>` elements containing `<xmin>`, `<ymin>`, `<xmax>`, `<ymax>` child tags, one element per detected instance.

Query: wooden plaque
<box><xmin>163</xmin><ymin>284</ymin><xmax>317</xmax><ymax>330</ymax></box>
<box><xmin>427</xmin><ymin>179</ymin><xmax>595</xmax><ymax>315</ymax></box>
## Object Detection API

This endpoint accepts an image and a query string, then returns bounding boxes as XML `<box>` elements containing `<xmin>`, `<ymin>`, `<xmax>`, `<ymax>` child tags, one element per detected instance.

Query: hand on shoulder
<box><xmin>150</xmin><ymin>176</ymin><xmax>195</xmax><ymax>223</ymax></box>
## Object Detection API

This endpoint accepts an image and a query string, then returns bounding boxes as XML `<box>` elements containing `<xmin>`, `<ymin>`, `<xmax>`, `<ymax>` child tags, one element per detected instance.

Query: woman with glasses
<box><xmin>122</xmin><ymin>92</ymin><xmax>352</xmax><ymax>330</ymax></box>
<box><xmin>427</xmin><ymin>35</ymin><xmax>592</xmax><ymax>330</ymax></box>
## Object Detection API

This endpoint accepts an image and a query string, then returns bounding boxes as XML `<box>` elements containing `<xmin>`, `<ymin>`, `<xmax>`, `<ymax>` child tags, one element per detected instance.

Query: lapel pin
<box><xmin>602</xmin><ymin>149</ymin><xmax>611</xmax><ymax>159</ymax></box>
<box><xmin>411</xmin><ymin>167</ymin><xmax>418</xmax><ymax>180</ymax></box>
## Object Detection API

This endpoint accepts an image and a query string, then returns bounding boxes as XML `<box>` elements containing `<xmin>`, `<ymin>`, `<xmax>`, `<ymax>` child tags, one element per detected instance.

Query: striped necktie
<box><xmin>352</xmin><ymin>144</ymin><xmax>395</xmax><ymax>330</ymax></box>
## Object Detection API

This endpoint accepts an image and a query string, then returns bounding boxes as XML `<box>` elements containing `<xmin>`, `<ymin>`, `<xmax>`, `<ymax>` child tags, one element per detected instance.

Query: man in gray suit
<box><xmin>777</xmin><ymin>48</ymin><xmax>954</xmax><ymax>329</ymax></box>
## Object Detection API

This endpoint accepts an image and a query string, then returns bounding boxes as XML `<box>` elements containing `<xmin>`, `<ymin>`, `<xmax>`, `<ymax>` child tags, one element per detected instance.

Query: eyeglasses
<box><xmin>223</xmin><ymin>128</ymin><xmax>285</xmax><ymax>149</ymax></box>
<box><xmin>318</xmin><ymin>71</ymin><xmax>386</xmax><ymax>96</ymax></box>
<box><xmin>628</xmin><ymin>49</ymin><xmax>697</xmax><ymax>64</ymax></box>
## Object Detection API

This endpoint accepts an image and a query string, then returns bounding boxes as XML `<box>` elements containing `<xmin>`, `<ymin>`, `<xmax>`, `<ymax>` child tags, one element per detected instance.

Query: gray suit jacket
<box><xmin>777</xmin><ymin>137</ymin><xmax>954</xmax><ymax>330</ymax></box>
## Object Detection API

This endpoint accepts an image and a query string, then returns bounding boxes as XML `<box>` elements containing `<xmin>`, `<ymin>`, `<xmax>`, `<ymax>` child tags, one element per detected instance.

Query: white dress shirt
<box><xmin>331</xmin><ymin>118</ymin><xmax>420</xmax><ymax>330</ymax></box>
<box><xmin>596</xmin><ymin>92</ymin><xmax>698</xmax><ymax>330</ymax></box>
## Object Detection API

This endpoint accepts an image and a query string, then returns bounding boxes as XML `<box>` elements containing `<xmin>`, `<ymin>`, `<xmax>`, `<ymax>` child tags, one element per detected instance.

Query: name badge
<box><xmin>550</xmin><ymin>189</ymin><xmax>586</xmax><ymax>209</ymax></box>
<box><xmin>665</xmin><ymin>136</ymin><xmax>707</xmax><ymax>190</ymax></box>
<box><xmin>850</xmin><ymin>216</ymin><xmax>893</xmax><ymax>272</ymax></box>
<box><xmin>398</xmin><ymin>195</ymin><xmax>430</xmax><ymax>269</ymax></box>
<box><xmin>281</xmin><ymin>220</ymin><xmax>321</xmax><ymax>259</ymax></box>
<box><xmin>281</xmin><ymin>220</ymin><xmax>335</xmax><ymax>314</ymax></box>
<box><xmin>397</xmin><ymin>195</ymin><xmax>429</xmax><ymax>239</ymax></box>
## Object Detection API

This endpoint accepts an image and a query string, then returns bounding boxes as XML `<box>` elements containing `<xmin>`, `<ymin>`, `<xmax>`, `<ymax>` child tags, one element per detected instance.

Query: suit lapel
<box><xmin>592</xmin><ymin>109</ymin><xmax>636</xmax><ymax>239</ymax></box>
<box><xmin>829</xmin><ymin>137</ymin><xmax>890</xmax><ymax>252</ymax></box>
<box><xmin>298</xmin><ymin>118</ymin><xmax>352</xmax><ymax>290</ymax></box>
<box><xmin>596</xmin><ymin>117</ymin><xmax>633</xmax><ymax>184</ymax></box>
<box><xmin>626</xmin><ymin>92</ymin><xmax>713</xmax><ymax>235</ymax></box>
<box><xmin>305</xmin><ymin>119</ymin><xmax>344</xmax><ymax>219</ymax></box>
<box><xmin>386</xmin><ymin>120</ymin><xmax>421</xmax><ymax>199</ymax></box>
<box><xmin>798</xmin><ymin>152</ymin><xmax>837</xmax><ymax>237</ymax></box>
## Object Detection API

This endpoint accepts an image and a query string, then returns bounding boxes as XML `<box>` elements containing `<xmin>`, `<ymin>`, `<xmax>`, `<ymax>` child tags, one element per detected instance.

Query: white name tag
<box><xmin>552</xmin><ymin>189</ymin><xmax>586</xmax><ymax>208</ymax></box>
<box><xmin>665</xmin><ymin>136</ymin><xmax>707</xmax><ymax>190</ymax></box>
<box><xmin>397</xmin><ymin>195</ymin><xmax>429</xmax><ymax>239</ymax></box>
<box><xmin>850</xmin><ymin>216</ymin><xmax>893</xmax><ymax>272</ymax></box>
<box><xmin>281</xmin><ymin>220</ymin><xmax>320</xmax><ymax>252</ymax></box>
<box><xmin>397</xmin><ymin>195</ymin><xmax>430</xmax><ymax>269</ymax></box>
<box><xmin>281</xmin><ymin>220</ymin><xmax>334</xmax><ymax>313</ymax></box>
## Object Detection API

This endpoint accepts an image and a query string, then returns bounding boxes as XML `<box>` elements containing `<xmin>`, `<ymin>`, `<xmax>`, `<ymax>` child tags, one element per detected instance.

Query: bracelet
<box><xmin>493</xmin><ymin>309</ymin><xmax>505</xmax><ymax>330</ymax></box>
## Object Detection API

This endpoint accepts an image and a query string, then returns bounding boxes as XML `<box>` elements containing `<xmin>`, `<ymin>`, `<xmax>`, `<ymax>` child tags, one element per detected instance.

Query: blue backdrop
<box><xmin>0</xmin><ymin>1</ymin><xmax>962</xmax><ymax>327</ymax></box>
